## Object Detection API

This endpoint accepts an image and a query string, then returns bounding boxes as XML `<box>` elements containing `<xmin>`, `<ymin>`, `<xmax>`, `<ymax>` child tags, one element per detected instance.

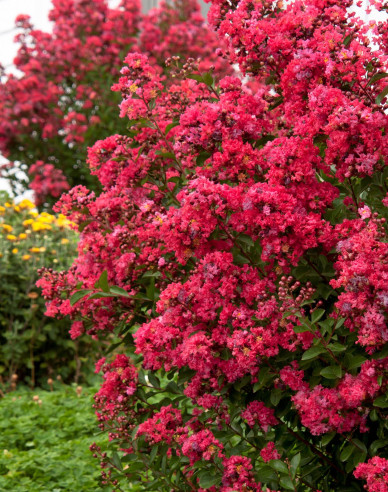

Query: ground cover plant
<box><xmin>36</xmin><ymin>0</ymin><xmax>388</xmax><ymax>490</ymax></box>
<box><xmin>0</xmin><ymin>384</ymin><xmax>131</xmax><ymax>492</ymax></box>
<box><xmin>0</xmin><ymin>0</ymin><xmax>230</xmax><ymax>207</ymax></box>
<box><xmin>0</xmin><ymin>194</ymin><xmax>88</xmax><ymax>386</ymax></box>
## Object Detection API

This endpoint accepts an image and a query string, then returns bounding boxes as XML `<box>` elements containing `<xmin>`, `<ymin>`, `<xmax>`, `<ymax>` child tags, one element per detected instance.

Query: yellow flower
<box><xmin>23</xmin><ymin>219</ymin><xmax>34</xmax><ymax>227</ymax></box>
<box><xmin>51</xmin><ymin>249</ymin><xmax>57</xmax><ymax>254</ymax></box>
<box><xmin>61</xmin><ymin>238</ymin><xmax>69</xmax><ymax>244</ymax></box>
<box><xmin>18</xmin><ymin>199</ymin><xmax>36</xmax><ymax>210</ymax></box>
<box><xmin>39</xmin><ymin>212</ymin><xmax>55</xmax><ymax>223</ymax></box>
<box><xmin>4</xmin><ymin>202</ymin><xmax>12</xmax><ymax>208</ymax></box>
<box><xmin>14</xmin><ymin>205</ymin><xmax>21</xmax><ymax>212</ymax></box>
<box><xmin>6</xmin><ymin>234</ymin><xmax>17</xmax><ymax>241</ymax></box>
<box><xmin>1</xmin><ymin>224</ymin><xmax>13</xmax><ymax>233</ymax></box>
<box><xmin>12</xmin><ymin>248</ymin><xmax>18</xmax><ymax>254</ymax></box>
<box><xmin>32</xmin><ymin>222</ymin><xmax>52</xmax><ymax>232</ymax></box>
<box><xmin>0</xmin><ymin>206</ymin><xmax>5</xmax><ymax>214</ymax></box>
<box><xmin>18</xmin><ymin>233</ymin><xmax>27</xmax><ymax>240</ymax></box>
<box><xmin>29</xmin><ymin>211</ymin><xmax>38</xmax><ymax>217</ymax></box>
<box><xmin>22</xmin><ymin>254</ymin><xmax>31</xmax><ymax>260</ymax></box>
<box><xmin>39</xmin><ymin>247</ymin><xmax>46</xmax><ymax>253</ymax></box>
<box><xmin>30</xmin><ymin>247</ymin><xmax>41</xmax><ymax>253</ymax></box>
<box><xmin>56</xmin><ymin>215</ymin><xmax>74</xmax><ymax>229</ymax></box>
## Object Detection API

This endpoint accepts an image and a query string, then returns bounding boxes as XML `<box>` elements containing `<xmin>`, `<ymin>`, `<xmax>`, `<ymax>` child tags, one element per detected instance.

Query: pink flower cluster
<box><xmin>241</xmin><ymin>401</ymin><xmax>278</xmax><ymax>431</ymax></box>
<box><xmin>331</xmin><ymin>219</ymin><xmax>388</xmax><ymax>351</ymax></box>
<box><xmin>94</xmin><ymin>354</ymin><xmax>138</xmax><ymax>426</ymax></box>
<box><xmin>29</xmin><ymin>161</ymin><xmax>70</xmax><ymax>206</ymax></box>
<box><xmin>354</xmin><ymin>457</ymin><xmax>388</xmax><ymax>492</ymax></box>
<box><xmin>283</xmin><ymin>358</ymin><xmax>388</xmax><ymax>435</ymax></box>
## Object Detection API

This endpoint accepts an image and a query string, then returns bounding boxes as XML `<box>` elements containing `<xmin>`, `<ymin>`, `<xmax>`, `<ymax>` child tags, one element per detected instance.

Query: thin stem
<box><xmin>347</xmin><ymin>178</ymin><xmax>359</xmax><ymax>210</ymax></box>
<box><xmin>305</xmin><ymin>257</ymin><xmax>332</xmax><ymax>285</ymax></box>
<box><xmin>300</xmin><ymin>312</ymin><xmax>345</xmax><ymax>370</ymax></box>
<box><xmin>285</xmin><ymin>425</ymin><xmax>345</xmax><ymax>477</ymax></box>
<box><xmin>217</xmin><ymin>220</ymin><xmax>265</xmax><ymax>276</ymax></box>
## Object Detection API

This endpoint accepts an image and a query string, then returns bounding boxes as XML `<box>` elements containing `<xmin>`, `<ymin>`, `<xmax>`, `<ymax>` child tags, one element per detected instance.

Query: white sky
<box><xmin>0</xmin><ymin>0</ymin><xmax>386</xmax><ymax>197</ymax></box>
<box><xmin>0</xmin><ymin>0</ymin><xmax>52</xmax><ymax>70</ymax></box>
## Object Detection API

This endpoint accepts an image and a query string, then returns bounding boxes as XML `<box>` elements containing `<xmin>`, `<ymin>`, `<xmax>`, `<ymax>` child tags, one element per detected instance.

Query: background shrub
<box><xmin>0</xmin><ymin>193</ymin><xmax>96</xmax><ymax>387</ymax></box>
<box><xmin>0</xmin><ymin>0</ymin><xmax>229</xmax><ymax>207</ymax></box>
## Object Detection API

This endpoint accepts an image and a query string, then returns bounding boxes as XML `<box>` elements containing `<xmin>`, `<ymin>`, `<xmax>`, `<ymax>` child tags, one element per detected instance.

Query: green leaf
<box><xmin>321</xmin><ymin>432</ymin><xmax>336</xmax><ymax>446</ymax></box>
<box><xmin>111</xmin><ymin>451</ymin><xmax>123</xmax><ymax>471</ymax></box>
<box><xmin>109</xmin><ymin>286</ymin><xmax>130</xmax><ymax>298</ymax></box>
<box><xmin>270</xmin><ymin>388</ymin><xmax>283</xmax><ymax>406</ymax></box>
<box><xmin>198</xmin><ymin>472</ymin><xmax>220</xmax><ymax>489</ymax></box>
<box><xmin>320</xmin><ymin>366</ymin><xmax>342</xmax><ymax>379</ymax></box>
<box><xmin>196</xmin><ymin>151</ymin><xmax>212</xmax><ymax>166</ymax></box>
<box><xmin>370</xmin><ymin>439</ymin><xmax>388</xmax><ymax>455</ymax></box>
<box><xmin>155</xmin><ymin>151</ymin><xmax>176</xmax><ymax>160</ymax></box>
<box><xmin>235</xmin><ymin>374</ymin><xmax>250</xmax><ymax>390</ymax></box>
<box><xmin>376</xmin><ymin>85</ymin><xmax>388</xmax><ymax>105</ymax></box>
<box><xmin>78</xmin><ymin>219</ymin><xmax>93</xmax><ymax>232</ymax></box>
<box><xmin>269</xmin><ymin>95</ymin><xmax>283</xmax><ymax>110</ymax></box>
<box><xmin>268</xmin><ymin>460</ymin><xmax>288</xmax><ymax>475</ymax></box>
<box><xmin>340</xmin><ymin>445</ymin><xmax>354</xmax><ymax>462</ymax></box>
<box><xmin>352</xmin><ymin>439</ymin><xmax>367</xmax><ymax>454</ymax></box>
<box><xmin>69</xmin><ymin>289</ymin><xmax>92</xmax><ymax>306</ymax></box>
<box><xmin>372</xmin><ymin>343</ymin><xmax>388</xmax><ymax>360</ymax></box>
<box><xmin>94</xmin><ymin>270</ymin><xmax>109</xmax><ymax>292</ymax></box>
<box><xmin>280</xmin><ymin>476</ymin><xmax>295</xmax><ymax>491</ymax></box>
<box><xmin>148</xmin><ymin>373</ymin><xmax>160</xmax><ymax>388</ymax></box>
<box><xmin>311</xmin><ymin>309</ymin><xmax>325</xmax><ymax>324</ymax></box>
<box><xmin>186</xmin><ymin>73</ymin><xmax>204</xmax><ymax>82</ymax></box>
<box><xmin>301</xmin><ymin>346</ymin><xmax>325</xmax><ymax>360</ymax></box>
<box><xmin>166</xmin><ymin>381</ymin><xmax>180</xmax><ymax>394</ymax></box>
<box><xmin>149</xmin><ymin>445</ymin><xmax>158</xmax><ymax>464</ymax></box>
<box><xmin>270</xmin><ymin>459</ymin><xmax>289</xmax><ymax>475</ymax></box>
<box><xmin>256</xmin><ymin>466</ymin><xmax>277</xmax><ymax>482</ymax></box>
<box><xmin>237</xmin><ymin>234</ymin><xmax>255</xmax><ymax>248</ymax></box>
<box><xmin>329</xmin><ymin>342</ymin><xmax>347</xmax><ymax>353</ymax></box>
<box><xmin>373</xmin><ymin>395</ymin><xmax>388</xmax><ymax>408</ymax></box>
<box><xmin>346</xmin><ymin>355</ymin><xmax>366</xmax><ymax>370</ymax></box>
<box><xmin>290</xmin><ymin>453</ymin><xmax>301</xmax><ymax>479</ymax></box>
<box><xmin>87</xmin><ymin>292</ymin><xmax>117</xmax><ymax>299</ymax></box>
<box><xmin>202</xmin><ymin>72</ymin><xmax>214</xmax><ymax>87</ymax></box>
<box><xmin>318</xmin><ymin>318</ymin><xmax>334</xmax><ymax>334</ymax></box>
<box><xmin>343</xmin><ymin>34</ymin><xmax>352</xmax><ymax>46</ymax></box>
<box><xmin>293</xmin><ymin>324</ymin><xmax>310</xmax><ymax>333</ymax></box>
<box><xmin>165</xmin><ymin>119</ymin><xmax>180</xmax><ymax>135</ymax></box>
<box><xmin>367</xmin><ymin>72</ymin><xmax>388</xmax><ymax>86</ymax></box>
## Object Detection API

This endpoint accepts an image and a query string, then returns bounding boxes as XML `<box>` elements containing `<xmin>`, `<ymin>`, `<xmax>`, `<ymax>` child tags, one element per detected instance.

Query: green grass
<box><xmin>0</xmin><ymin>384</ymin><xmax>108</xmax><ymax>491</ymax></box>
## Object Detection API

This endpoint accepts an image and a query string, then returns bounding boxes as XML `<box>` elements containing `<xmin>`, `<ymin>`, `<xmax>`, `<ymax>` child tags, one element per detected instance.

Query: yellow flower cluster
<box><xmin>1</xmin><ymin>200</ymin><xmax>74</xmax><ymax>238</ymax></box>
<box><xmin>0</xmin><ymin>199</ymin><xmax>76</xmax><ymax>261</ymax></box>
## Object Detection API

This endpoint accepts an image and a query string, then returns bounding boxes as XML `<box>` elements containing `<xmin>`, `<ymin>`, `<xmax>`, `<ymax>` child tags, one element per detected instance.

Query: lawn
<box><xmin>0</xmin><ymin>384</ymin><xmax>110</xmax><ymax>491</ymax></box>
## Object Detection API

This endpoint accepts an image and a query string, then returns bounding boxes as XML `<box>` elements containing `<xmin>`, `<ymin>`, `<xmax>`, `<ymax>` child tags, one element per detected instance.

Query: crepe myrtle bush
<box><xmin>0</xmin><ymin>0</ymin><xmax>230</xmax><ymax>208</ymax></box>
<box><xmin>38</xmin><ymin>0</ymin><xmax>388</xmax><ymax>490</ymax></box>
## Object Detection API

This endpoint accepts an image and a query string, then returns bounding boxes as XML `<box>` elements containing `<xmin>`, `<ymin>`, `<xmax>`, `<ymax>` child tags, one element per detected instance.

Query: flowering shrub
<box><xmin>39</xmin><ymin>0</ymin><xmax>388</xmax><ymax>490</ymax></box>
<box><xmin>0</xmin><ymin>0</ymin><xmax>229</xmax><ymax>207</ymax></box>
<box><xmin>0</xmin><ymin>194</ymin><xmax>93</xmax><ymax>386</ymax></box>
